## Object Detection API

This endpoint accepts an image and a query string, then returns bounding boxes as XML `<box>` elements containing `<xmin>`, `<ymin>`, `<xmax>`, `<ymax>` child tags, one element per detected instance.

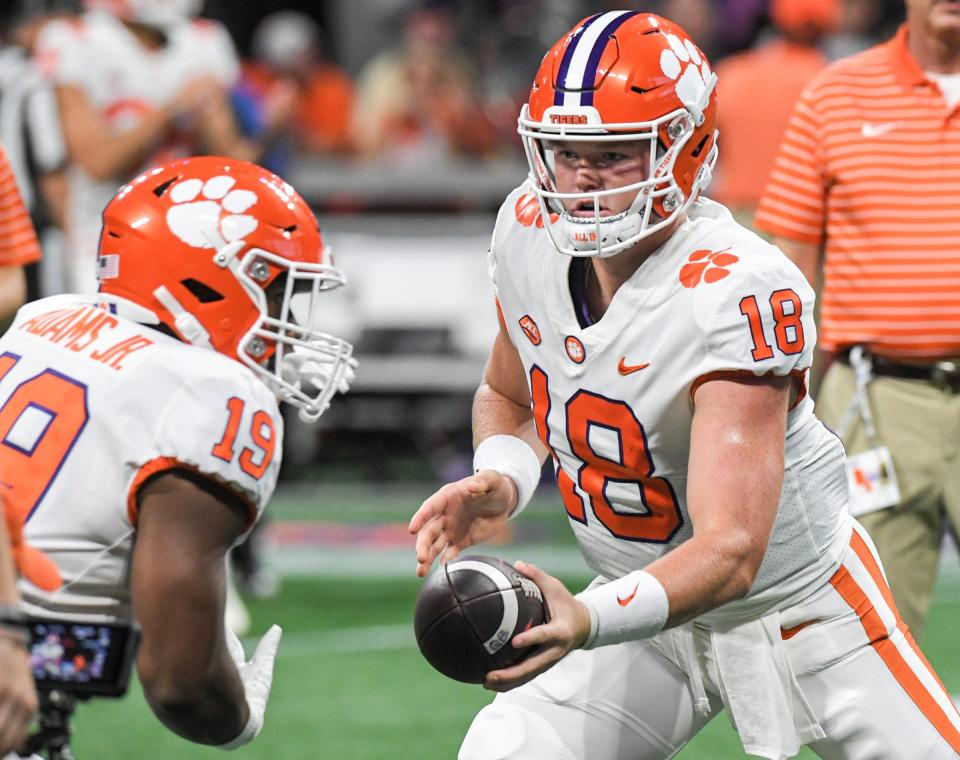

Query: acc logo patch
<box><xmin>565</xmin><ymin>335</ymin><xmax>586</xmax><ymax>364</ymax></box>
<box><xmin>679</xmin><ymin>248</ymin><xmax>739</xmax><ymax>288</ymax></box>
<box><xmin>519</xmin><ymin>315</ymin><xmax>541</xmax><ymax>346</ymax></box>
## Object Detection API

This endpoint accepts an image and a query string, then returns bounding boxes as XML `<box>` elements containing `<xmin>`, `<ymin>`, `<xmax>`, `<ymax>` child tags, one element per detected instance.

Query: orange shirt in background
<box><xmin>713</xmin><ymin>40</ymin><xmax>828</xmax><ymax>210</ymax></box>
<box><xmin>245</xmin><ymin>62</ymin><xmax>355</xmax><ymax>154</ymax></box>
<box><xmin>756</xmin><ymin>26</ymin><xmax>960</xmax><ymax>360</ymax></box>
<box><xmin>0</xmin><ymin>144</ymin><xmax>41</xmax><ymax>267</ymax></box>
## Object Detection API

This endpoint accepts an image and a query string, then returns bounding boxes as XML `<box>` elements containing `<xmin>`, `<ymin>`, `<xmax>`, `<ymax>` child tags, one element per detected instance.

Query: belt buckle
<box><xmin>931</xmin><ymin>361</ymin><xmax>960</xmax><ymax>393</ymax></box>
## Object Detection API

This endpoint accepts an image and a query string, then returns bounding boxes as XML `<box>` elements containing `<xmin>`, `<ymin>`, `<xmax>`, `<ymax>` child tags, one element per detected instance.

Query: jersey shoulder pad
<box><xmin>687</xmin><ymin>234</ymin><xmax>816</xmax><ymax>379</ymax></box>
<box><xmin>142</xmin><ymin>346</ymin><xmax>282</xmax><ymax>521</ymax></box>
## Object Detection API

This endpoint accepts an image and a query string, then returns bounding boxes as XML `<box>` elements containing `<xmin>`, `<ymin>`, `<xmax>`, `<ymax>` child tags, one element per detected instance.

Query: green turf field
<box><xmin>63</xmin><ymin>486</ymin><xmax>960</xmax><ymax>759</ymax></box>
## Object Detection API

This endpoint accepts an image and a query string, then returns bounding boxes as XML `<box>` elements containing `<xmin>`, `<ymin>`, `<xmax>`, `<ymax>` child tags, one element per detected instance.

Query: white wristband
<box><xmin>473</xmin><ymin>434</ymin><xmax>541</xmax><ymax>519</ymax></box>
<box><xmin>576</xmin><ymin>570</ymin><xmax>669</xmax><ymax>649</ymax></box>
<box><xmin>217</xmin><ymin>708</ymin><xmax>260</xmax><ymax>751</ymax></box>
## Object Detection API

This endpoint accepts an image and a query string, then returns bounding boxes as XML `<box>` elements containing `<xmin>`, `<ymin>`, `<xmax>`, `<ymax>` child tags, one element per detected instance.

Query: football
<box><xmin>413</xmin><ymin>555</ymin><xmax>548</xmax><ymax>684</ymax></box>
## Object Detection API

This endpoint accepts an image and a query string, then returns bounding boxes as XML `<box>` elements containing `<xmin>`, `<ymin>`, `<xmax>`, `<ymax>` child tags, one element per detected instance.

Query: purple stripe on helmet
<box><xmin>581</xmin><ymin>11</ymin><xmax>639</xmax><ymax>106</ymax></box>
<box><xmin>553</xmin><ymin>13</ymin><xmax>603</xmax><ymax>106</ymax></box>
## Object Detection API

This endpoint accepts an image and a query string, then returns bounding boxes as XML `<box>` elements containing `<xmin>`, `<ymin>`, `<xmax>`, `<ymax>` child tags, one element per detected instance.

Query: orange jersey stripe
<box><xmin>755</xmin><ymin>25</ymin><xmax>960</xmax><ymax>357</ymax></box>
<box><xmin>126</xmin><ymin>456</ymin><xmax>258</xmax><ymax>528</ymax></box>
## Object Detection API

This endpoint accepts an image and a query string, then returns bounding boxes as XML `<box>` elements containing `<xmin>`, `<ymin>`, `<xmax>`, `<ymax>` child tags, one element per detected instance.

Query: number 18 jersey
<box><xmin>0</xmin><ymin>295</ymin><xmax>282</xmax><ymax>623</ymax></box>
<box><xmin>492</xmin><ymin>187</ymin><xmax>852</xmax><ymax>620</ymax></box>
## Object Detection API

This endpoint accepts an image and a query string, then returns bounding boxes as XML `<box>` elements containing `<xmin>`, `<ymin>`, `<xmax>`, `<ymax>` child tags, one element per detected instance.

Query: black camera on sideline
<box><xmin>27</xmin><ymin>617</ymin><xmax>139</xmax><ymax>697</ymax></box>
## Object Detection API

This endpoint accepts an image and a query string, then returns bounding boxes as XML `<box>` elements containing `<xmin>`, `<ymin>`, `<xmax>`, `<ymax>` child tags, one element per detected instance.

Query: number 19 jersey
<box><xmin>492</xmin><ymin>186</ymin><xmax>852</xmax><ymax>620</ymax></box>
<box><xmin>0</xmin><ymin>296</ymin><xmax>282</xmax><ymax>623</ymax></box>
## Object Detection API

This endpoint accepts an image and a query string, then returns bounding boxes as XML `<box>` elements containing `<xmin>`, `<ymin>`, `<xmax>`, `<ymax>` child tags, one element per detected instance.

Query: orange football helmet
<box><xmin>96</xmin><ymin>156</ymin><xmax>354</xmax><ymax>421</ymax></box>
<box><xmin>518</xmin><ymin>12</ymin><xmax>718</xmax><ymax>257</ymax></box>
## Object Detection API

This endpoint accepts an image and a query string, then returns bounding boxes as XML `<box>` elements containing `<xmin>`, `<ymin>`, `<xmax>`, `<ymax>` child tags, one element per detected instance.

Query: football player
<box><xmin>36</xmin><ymin>0</ymin><xmax>256</xmax><ymax>295</ymax></box>
<box><xmin>0</xmin><ymin>155</ymin><xmax>355</xmax><ymax>748</ymax></box>
<box><xmin>409</xmin><ymin>12</ymin><xmax>960</xmax><ymax>759</ymax></box>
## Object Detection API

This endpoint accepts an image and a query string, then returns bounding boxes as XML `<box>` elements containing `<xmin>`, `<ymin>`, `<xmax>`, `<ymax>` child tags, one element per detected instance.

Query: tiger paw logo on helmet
<box><xmin>166</xmin><ymin>176</ymin><xmax>259</xmax><ymax>249</ymax></box>
<box><xmin>659</xmin><ymin>32</ymin><xmax>713</xmax><ymax>109</ymax></box>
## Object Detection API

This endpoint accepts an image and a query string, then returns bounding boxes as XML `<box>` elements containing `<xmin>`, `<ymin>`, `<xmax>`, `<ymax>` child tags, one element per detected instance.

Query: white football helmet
<box><xmin>517</xmin><ymin>12</ymin><xmax>719</xmax><ymax>258</ymax></box>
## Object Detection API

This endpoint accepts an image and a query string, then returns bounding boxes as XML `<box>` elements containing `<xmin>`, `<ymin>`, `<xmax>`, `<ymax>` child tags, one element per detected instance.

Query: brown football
<box><xmin>413</xmin><ymin>555</ymin><xmax>548</xmax><ymax>684</ymax></box>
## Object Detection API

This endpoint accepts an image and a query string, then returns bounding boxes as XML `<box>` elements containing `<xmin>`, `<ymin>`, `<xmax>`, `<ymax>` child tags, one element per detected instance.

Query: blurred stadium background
<box><xmin>3</xmin><ymin>0</ymin><xmax>957</xmax><ymax>757</ymax></box>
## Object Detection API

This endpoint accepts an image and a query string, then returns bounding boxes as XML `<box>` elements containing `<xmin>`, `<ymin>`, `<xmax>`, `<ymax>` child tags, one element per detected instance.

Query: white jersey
<box><xmin>492</xmin><ymin>185</ymin><xmax>851</xmax><ymax>621</ymax></box>
<box><xmin>35</xmin><ymin>10</ymin><xmax>240</xmax><ymax>293</ymax></box>
<box><xmin>0</xmin><ymin>295</ymin><xmax>282</xmax><ymax>623</ymax></box>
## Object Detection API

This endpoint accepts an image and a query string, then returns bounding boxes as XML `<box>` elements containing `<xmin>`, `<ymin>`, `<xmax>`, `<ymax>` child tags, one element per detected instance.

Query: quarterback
<box><xmin>409</xmin><ymin>12</ymin><xmax>960</xmax><ymax>760</ymax></box>
<box><xmin>0</xmin><ymin>156</ymin><xmax>354</xmax><ymax>748</ymax></box>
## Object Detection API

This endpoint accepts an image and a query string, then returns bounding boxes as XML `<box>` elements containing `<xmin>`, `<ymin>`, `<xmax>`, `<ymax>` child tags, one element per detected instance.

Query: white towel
<box><xmin>711</xmin><ymin>613</ymin><xmax>825</xmax><ymax>760</ymax></box>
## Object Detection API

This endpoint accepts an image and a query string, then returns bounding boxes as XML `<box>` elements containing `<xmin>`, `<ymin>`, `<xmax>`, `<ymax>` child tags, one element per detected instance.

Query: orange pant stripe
<box><xmin>831</xmin><ymin>537</ymin><xmax>960</xmax><ymax>752</ymax></box>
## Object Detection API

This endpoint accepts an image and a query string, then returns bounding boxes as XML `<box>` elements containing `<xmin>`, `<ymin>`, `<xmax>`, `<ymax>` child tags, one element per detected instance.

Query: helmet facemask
<box><xmin>230</xmin><ymin>247</ymin><xmax>356</xmax><ymax>423</ymax></box>
<box><xmin>519</xmin><ymin>93</ymin><xmax>717</xmax><ymax>259</ymax></box>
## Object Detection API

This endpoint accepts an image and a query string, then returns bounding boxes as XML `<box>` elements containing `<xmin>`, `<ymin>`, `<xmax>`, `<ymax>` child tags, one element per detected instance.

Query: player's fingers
<box><xmin>414</xmin><ymin>515</ymin><xmax>444</xmax><ymax>561</ymax></box>
<box><xmin>466</xmin><ymin>470</ymin><xmax>497</xmax><ymax>495</ymax></box>
<box><xmin>408</xmin><ymin>489</ymin><xmax>450</xmax><ymax>533</ymax></box>
<box><xmin>441</xmin><ymin>543</ymin><xmax>462</xmax><ymax>564</ymax></box>
<box><xmin>483</xmin><ymin>645</ymin><xmax>564</xmax><ymax>692</ymax></box>
<box><xmin>429</xmin><ymin>533</ymin><xmax>449</xmax><ymax>565</ymax></box>
<box><xmin>510</xmin><ymin>620</ymin><xmax>560</xmax><ymax>650</ymax></box>
<box><xmin>514</xmin><ymin>560</ymin><xmax>542</xmax><ymax>580</ymax></box>
<box><xmin>252</xmin><ymin>624</ymin><xmax>283</xmax><ymax>667</ymax></box>
<box><xmin>0</xmin><ymin>699</ymin><xmax>29</xmax><ymax>756</ymax></box>
<box><xmin>415</xmin><ymin>519</ymin><xmax>448</xmax><ymax>576</ymax></box>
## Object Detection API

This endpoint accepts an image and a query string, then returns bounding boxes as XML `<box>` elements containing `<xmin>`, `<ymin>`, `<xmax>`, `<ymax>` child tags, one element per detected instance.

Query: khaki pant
<box><xmin>815</xmin><ymin>360</ymin><xmax>960</xmax><ymax>637</ymax></box>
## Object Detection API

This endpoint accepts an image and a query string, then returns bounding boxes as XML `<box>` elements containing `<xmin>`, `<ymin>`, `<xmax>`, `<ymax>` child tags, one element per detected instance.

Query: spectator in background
<box><xmin>36</xmin><ymin>0</ymin><xmax>255</xmax><ymax>295</ymax></box>
<box><xmin>825</xmin><ymin>0</ymin><xmax>893</xmax><ymax>60</ymax></box>
<box><xmin>756</xmin><ymin>0</ymin><xmax>960</xmax><ymax>638</ymax></box>
<box><xmin>243</xmin><ymin>10</ymin><xmax>355</xmax><ymax>172</ymax></box>
<box><xmin>712</xmin><ymin>0</ymin><xmax>839</xmax><ymax>222</ymax></box>
<box><xmin>0</xmin><ymin>143</ymin><xmax>42</xmax><ymax>326</ymax></box>
<box><xmin>351</xmin><ymin>4</ymin><xmax>497</xmax><ymax>163</ymax></box>
<box><xmin>0</xmin><ymin>0</ymin><xmax>70</xmax><ymax>300</ymax></box>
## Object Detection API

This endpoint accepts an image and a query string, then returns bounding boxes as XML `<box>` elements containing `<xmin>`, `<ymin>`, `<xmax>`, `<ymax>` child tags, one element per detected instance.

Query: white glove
<box><xmin>218</xmin><ymin>624</ymin><xmax>283</xmax><ymax>750</ymax></box>
<box><xmin>281</xmin><ymin>352</ymin><xmax>357</xmax><ymax>394</ymax></box>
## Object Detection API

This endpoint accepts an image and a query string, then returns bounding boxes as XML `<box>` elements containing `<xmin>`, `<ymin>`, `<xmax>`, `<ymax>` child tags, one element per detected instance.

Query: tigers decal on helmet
<box><xmin>517</xmin><ymin>12</ymin><xmax>719</xmax><ymax>258</ymax></box>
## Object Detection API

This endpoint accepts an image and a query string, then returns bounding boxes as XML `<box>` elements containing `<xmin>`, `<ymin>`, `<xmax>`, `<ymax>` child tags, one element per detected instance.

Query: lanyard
<box><xmin>835</xmin><ymin>346</ymin><xmax>881</xmax><ymax>444</ymax></box>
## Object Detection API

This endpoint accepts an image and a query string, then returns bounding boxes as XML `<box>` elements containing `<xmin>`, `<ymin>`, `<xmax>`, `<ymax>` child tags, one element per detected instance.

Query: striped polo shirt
<box><xmin>0</xmin><ymin>143</ymin><xmax>41</xmax><ymax>268</ymax></box>
<box><xmin>755</xmin><ymin>25</ymin><xmax>960</xmax><ymax>360</ymax></box>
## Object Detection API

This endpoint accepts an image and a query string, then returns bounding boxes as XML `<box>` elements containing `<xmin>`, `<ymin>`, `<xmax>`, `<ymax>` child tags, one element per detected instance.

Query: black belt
<box><xmin>838</xmin><ymin>348</ymin><xmax>960</xmax><ymax>393</ymax></box>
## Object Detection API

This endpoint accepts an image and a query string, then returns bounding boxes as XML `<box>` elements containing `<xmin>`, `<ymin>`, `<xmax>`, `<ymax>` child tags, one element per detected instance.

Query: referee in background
<box><xmin>0</xmin><ymin>0</ymin><xmax>70</xmax><ymax>303</ymax></box>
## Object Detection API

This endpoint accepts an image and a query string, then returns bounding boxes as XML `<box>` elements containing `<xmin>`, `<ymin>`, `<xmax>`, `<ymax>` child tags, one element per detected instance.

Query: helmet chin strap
<box><xmin>153</xmin><ymin>285</ymin><xmax>214</xmax><ymax>349</ymax></box>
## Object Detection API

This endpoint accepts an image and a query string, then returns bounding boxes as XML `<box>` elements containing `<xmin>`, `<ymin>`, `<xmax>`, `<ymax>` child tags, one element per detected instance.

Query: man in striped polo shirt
<box><xmin>756</xmin><ymin>0</ymin><xmax>960</xmax><ymax>639</ymax></box>
<box><xmin>0</xmin><ymin>142</ymin><xmax>41</xmax><ymax>325</ymax></box>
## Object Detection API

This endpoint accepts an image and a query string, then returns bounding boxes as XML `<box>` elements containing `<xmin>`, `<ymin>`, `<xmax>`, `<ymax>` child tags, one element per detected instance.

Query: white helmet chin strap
<box><xmin>153</xmin><ymin>285</ymin><xmax>214</xmax><ymax>349</ymax></box>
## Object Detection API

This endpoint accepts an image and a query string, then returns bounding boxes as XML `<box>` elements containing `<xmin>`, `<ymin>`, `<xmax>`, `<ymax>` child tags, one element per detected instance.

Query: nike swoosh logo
<box><xmin>617</xmin><ymin>583</ymin><xmax>640</xmax><ymax>607</ymax></box>
<box><xmin>861</xmin><ymin>122</ymin><xmax>901</xmax><ymax>138</ymax></box>
<box><xmin>780</xmin><ymin>619</ymin><xmax>820</xmax><ymax>640</ymax></box>
<box><xmin>618</xmin><ymin>357</ymin><xmax>650</xmax><ymax>375</ymax></box>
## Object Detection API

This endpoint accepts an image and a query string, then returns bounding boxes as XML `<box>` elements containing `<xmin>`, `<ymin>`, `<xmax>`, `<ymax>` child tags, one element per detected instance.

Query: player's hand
<box><xmin>483</xmin><ymin>561</ymin><xmax>591</xmax><ymax>693</ymax></box>
<box><xmin>0</xmin><ymin>635</ymin><xmax>38</xmax><ymax>756</ymax></box>
<box><xmin>221</xmin><ymin>624</ymin><xmax>282</xmax><ymax>749</ymax></box>
<box><xmin>409</xmin><ymin>470</ymin><xmax>518</xmax><ymax>577</ymax></box>
<box><xmin>169</xmin><ymin>75</ymin><xmax>223</xmax><ymax>121</ymax></box>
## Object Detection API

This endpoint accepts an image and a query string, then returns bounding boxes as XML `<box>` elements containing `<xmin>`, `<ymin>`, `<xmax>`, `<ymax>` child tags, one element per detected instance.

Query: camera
<box><xmin>28</xmin><ymin>618</ymin><xmax>139</xmax><ymax>698</ymax></box>
<box><xmin>18</xmin><ymin>617</ymin><xmax>140</xmax><ymax>759</ymax></box>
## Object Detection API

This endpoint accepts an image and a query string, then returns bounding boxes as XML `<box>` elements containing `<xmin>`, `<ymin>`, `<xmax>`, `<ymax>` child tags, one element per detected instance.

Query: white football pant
<box><xmin>460</xmin><ymin>523</ymin><xmax>960</xmax><ymax>760</ymax></box>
